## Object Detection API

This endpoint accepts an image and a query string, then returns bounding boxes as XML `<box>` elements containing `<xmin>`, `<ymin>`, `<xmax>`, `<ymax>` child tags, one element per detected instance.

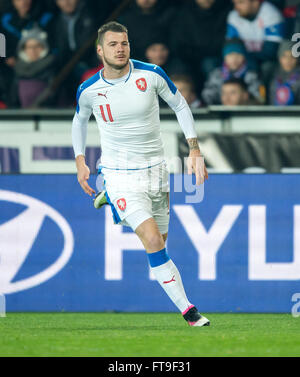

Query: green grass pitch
<box><xmin>0</xmin><ymin>313</ymin><xmax>299</xmax><ymax>357</ymax></box>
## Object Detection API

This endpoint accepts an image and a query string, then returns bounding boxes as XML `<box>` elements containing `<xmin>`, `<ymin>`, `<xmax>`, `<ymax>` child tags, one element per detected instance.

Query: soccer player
<box><xmin>72</xmin><ymin>21</ymin><xmax>210</xmax><ymax>327</ymax></box>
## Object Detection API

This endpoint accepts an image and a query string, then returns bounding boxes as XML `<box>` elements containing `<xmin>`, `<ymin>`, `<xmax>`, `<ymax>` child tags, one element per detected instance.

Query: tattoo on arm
<box><xmin>187</xmin><ymin>138</ymin><xmax>200</xmax><ymax>151</ymax></box>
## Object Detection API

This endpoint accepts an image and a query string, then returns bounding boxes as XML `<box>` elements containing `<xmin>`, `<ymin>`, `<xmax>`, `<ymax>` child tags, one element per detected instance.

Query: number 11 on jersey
<box><xmin>100</xmin><ymin>104</ymin><xmax>114</xmax><ymax>122</ymax></box>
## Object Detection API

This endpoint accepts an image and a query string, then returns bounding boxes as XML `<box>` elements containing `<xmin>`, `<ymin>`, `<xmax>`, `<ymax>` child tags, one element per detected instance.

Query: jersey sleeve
<box><xmin>75</xmin><ymin>84</ymin><xmax>93</xmax><ymax>117</ymax></box>
<box><xmin>154</xmin><ymin>67</ymin><xmax>197</xmax><ymax>139</ymax></box>
<box><xmin>72</xmin><ymin>87</ymin><xmax>92</xmax><ymax>158</ymax></box>
<box><xmin>154</xmin><ymin>65</ymin><xmax>178</xmax><ymax>104</ymax></box>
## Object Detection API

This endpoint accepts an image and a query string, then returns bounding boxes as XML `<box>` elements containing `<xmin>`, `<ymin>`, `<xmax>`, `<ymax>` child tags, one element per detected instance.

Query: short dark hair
<box><xmin>223</xmin><ymin>78</ymin><xmax>248</xmax><ymax>92</ymax></box>
<box><xmin>97</xmin><ymin>21</ymin><xmax>128</xmax><ymax>46</ymax></box>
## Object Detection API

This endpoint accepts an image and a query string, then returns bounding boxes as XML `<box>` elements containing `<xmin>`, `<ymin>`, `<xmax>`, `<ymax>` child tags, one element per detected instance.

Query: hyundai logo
<box><xmin>0</xmin><ymin>190</ymin><xmax>74</xmax><ymax>294</ymax></box>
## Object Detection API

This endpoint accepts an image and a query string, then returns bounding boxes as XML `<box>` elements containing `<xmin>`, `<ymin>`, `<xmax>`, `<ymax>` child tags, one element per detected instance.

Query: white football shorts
<box><xmin>98</xmin><ymin>161</ymin><xmax>170</xmax><ymax>234</ymax></box>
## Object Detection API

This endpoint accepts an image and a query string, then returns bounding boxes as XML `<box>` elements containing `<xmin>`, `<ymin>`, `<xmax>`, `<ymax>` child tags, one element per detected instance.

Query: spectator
<box><xmin>49</xmin><ymin>0</ymin><xmax>97</xmax><ymax>106</ymax></box>
<box><xmin>50</xmin><ymin>0</ymin><xmax>96</xmax><ymax>68</ymax></box>
<box><xmin>171</xmin><ymin>74</ymin><xmax>202</xmax><ymax>108</ymax></box>
<box><xmin>145</xmin><ymin>39</ymin><xmax>186</xmax><ymax>76</ymax></box>
<box><xmin>1</xmin><ymin>0</ymin><xmax>53</xmax><ymax>65</ymax></box>
<box><xmin>145</xmin><ymin>41</ymin><xmax>169</xmax><ymax>68</ymax></box>
<box><xmin>170</xmin><ymin>0</ymin><xmax>232</xmax><ymax>84</ymax></box>
<box><xmin>14</xmin><ymin>26</ymin><xmax>56</xmax><ymax>107</ymax></box>
<box><xmin>226</xmin><ymin>0</ymin><xmax>285</xmax><ymax>84</ymax></box>
<box><xmin>118</xmin><ymin>0</ymin><xmax>175</xmax><ymax>61</ymax></box>
<box><xmin>202</xmin><ymin>38</ymin><xmax>265</xmax><ymax>105</ymax></box>
<box><xmin>221</xmin><ymin>78</ymin><xmax>251</xmax><ymax>106</ymax></box>
<box><xmin>264</xmin><ymin>1</ymin><xmax>300</xmax><ymax>38</ymax></box>
<box><xmin>269</xmin><ymin>40</ymin><xmax>300</xmax><ymax>105</ymax></box>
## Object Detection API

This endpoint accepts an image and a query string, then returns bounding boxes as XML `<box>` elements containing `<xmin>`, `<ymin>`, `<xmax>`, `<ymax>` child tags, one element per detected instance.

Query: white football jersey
<box><xmin>226</xmin><ymin>1</ymin><xmax>284</xmax><ymax>52</ymax></box>
<box><xmin>73</xmin><ymin>59</ymin><xmax>195</xmax><ymax>169</ymax></box>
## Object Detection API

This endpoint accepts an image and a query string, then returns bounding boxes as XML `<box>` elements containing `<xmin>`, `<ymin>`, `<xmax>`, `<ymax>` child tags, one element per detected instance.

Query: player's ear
<box><xmin>97</xmin><ymin>43</ymin><xmax>103</xmax><ymax>59</ymax></box>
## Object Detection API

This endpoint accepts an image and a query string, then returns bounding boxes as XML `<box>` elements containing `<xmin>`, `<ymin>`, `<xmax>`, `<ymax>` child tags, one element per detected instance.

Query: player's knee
<box><xmin>146</xmin><ymin>232</ymin><xmax>164</xmax><ymax>252</ymax></box>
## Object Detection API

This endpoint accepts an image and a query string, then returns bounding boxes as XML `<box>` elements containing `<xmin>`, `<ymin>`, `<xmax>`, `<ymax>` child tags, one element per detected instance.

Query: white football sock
<box><xmin>151</xmin><ymin>259</ymin><xmax>192</xmax><ymax>313</ymax></box>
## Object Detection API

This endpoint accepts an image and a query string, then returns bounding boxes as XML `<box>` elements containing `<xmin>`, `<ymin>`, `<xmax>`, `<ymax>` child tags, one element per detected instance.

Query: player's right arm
<box><xmin>72</xmin><ymin>87</ymin><xmax>95</xmax><ymax>196</ymax></box>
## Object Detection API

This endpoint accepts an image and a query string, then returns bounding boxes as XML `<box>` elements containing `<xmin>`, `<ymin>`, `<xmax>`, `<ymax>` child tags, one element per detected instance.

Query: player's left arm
<box><xmin>155</xmin><ymin>67</ymin><xmax>208</xmax><ymax>185</ymax></box>
<box><xmin>186</xmin><ymin>137</ymin><xmax>208</xmax><ymax>185</ymax></box>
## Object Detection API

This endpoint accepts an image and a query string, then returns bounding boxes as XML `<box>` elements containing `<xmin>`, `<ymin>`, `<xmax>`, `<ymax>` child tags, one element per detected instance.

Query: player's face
<box><xmin>225</xmin><ymin>52</ymin><xmax>245</xmax><ymax>71</ymax></box>
<box><xmin>98</xmin><ymin>32</ymin><xmax>130</xmax><ymax>70</ymax></box>
<box><xmin>279</xmin><ymin>51</ymin><xmax>298</xmax><ymax>73</ymax></box>
<box><xmin>221</xmin><ymin>84</ymin><xmax>248</xmax><ymax>106</ymax></box>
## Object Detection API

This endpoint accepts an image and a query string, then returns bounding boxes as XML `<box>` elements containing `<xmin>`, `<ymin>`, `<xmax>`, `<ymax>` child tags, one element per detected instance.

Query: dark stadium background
<box><xmin>0</xmin><ymin>0</ymin><xmax>300</xmax><ymax>358</ymax></box>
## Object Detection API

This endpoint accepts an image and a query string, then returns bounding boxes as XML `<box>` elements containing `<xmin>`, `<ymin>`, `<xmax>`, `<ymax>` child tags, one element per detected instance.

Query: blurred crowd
<box><xmin>0</xmin><ymin>0</ymin><xmax>300</xmax><ymax>109</ymax></box>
